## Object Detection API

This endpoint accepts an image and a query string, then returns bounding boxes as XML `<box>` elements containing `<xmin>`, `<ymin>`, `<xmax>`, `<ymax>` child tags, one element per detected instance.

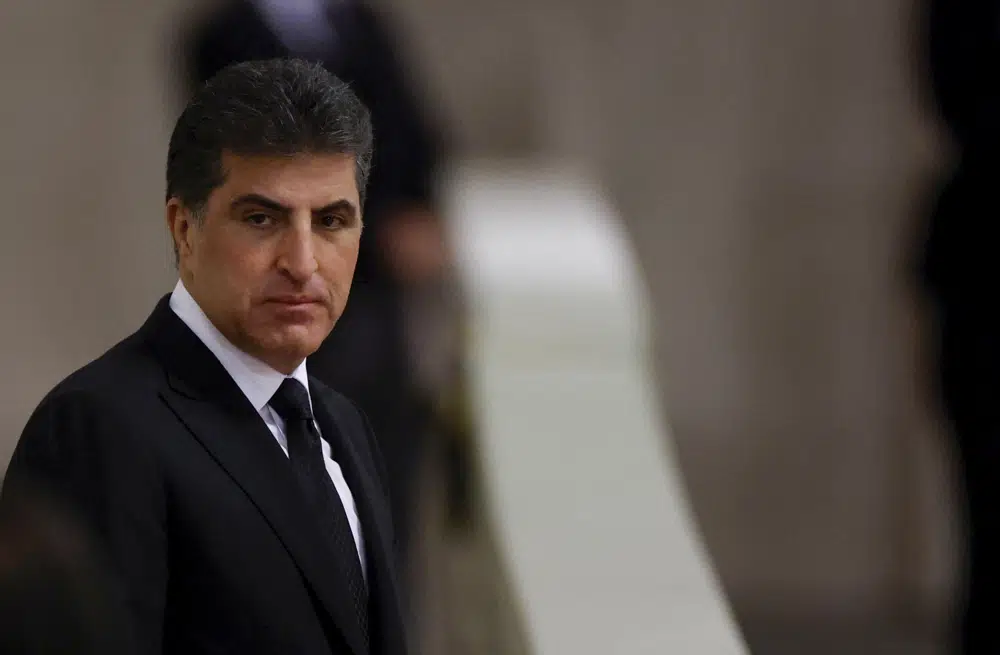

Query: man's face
<box><xmin>167</xmin><ymin>152</ymin><xmax>362</xmax><ymax>374</ymax></box>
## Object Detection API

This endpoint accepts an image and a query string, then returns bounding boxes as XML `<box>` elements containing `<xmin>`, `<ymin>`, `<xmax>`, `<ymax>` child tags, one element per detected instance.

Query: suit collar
<box><xmin>141</xmin><ymin>295</ymin><xmax>242</xmax><ymax>405</ymax></box>
<box><xmin>142</xmin><ymin>295</ymin><xmax>370</xmax><ymax>655</ymax></box>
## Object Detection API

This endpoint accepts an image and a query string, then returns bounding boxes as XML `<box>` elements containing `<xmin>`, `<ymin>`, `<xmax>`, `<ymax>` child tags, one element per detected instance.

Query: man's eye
<box><xmin>245</xmin><ymin>213</ymin><xmax>272</xmax><ymax>226</ymax></box>
<box><xmin>319</xmin><ymin>214</ymin><xmax>345</xmax><ymax>229</ymax></box>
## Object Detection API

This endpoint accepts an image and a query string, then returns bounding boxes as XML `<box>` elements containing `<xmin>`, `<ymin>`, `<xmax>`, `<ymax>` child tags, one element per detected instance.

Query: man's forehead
<box><xmin>220</xmin><ymin>150</ymin><xmax>356</xmax><ymax>175</ymax></box>
<box><xmin>217</xmin><ymin>151</ymin><xmax>359</xmax><ymax>203</ymax></box>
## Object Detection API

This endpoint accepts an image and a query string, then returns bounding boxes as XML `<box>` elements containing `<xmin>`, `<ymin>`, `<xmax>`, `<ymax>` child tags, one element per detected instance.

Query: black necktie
<box><xmin>269</xmin><ymin>378</ymin><xmax>369</xmax><ymax>646</ymax></box>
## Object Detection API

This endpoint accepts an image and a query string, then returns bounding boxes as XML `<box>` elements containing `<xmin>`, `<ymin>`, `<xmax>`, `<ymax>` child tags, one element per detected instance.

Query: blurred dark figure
<box><xmin>921</xmin><ymin>1</ymin><xmax>1000</xmax><ymax>652</ymax></box>
<box><xmin>181</xmin><ymin>0</ymin><xmax>457</xmax><ymax>573</ymax></box>
<box><xmin>0</xmin><ymin>479</ymin><xmax>122</xmax><ymax>655</ymax></box>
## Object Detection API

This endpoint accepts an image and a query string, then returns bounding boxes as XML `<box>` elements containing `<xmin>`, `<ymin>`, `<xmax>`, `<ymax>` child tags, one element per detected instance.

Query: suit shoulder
<box><xmin>18</xmin><ymin>331</ymin><xmax>163</xmax><ymax>457</ymax></box>
<box><xmin>42</xmin><ymin>330</ymin><xmax>161</xmax><ymax>407</ymax></box>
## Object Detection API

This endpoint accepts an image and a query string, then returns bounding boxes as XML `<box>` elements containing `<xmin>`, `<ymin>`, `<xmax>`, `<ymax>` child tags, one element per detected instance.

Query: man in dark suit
<box><xmin>182</xmin><ymin>0</ymin><xmax>450</xmax><ymax>568</ymax></box>
<box><xmin>1</xmin><ymin>59</ymin><xmax>406</xmax><ymax>655</ymax></box>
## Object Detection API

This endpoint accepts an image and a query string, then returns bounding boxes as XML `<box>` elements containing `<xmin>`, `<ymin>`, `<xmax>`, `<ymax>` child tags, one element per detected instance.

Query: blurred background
<box><xmin>0</xmin><ymin>0</ymin><xmax>966</xmax><ymax>653</ymax></box>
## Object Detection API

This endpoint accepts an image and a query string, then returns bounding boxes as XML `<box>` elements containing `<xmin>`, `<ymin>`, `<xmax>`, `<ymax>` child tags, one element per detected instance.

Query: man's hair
<box><xmin>166</xmin><ymin>58</ymin><xmax>374</xmax><ymax>217</ymax></box>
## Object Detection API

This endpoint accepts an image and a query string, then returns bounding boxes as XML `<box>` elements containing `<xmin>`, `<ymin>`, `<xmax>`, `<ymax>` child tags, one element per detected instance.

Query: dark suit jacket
<box><xmin>1</xmin><ymin>296</ymin><xmax>407</xmax><ymax>655</ymax></box>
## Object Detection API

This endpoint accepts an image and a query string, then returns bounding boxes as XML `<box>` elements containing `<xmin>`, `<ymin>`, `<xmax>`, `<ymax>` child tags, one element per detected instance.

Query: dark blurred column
<box><xmin>921</xmin><ymin>1</ymin><xmax>1000</xmax><ymax>653</ymax></box>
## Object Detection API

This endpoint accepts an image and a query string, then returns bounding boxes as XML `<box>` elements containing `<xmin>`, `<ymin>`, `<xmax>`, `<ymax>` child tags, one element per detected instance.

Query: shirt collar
<box><xmin>168</xmin><ymin>279</ymin><xmax>312</xmax><ymax>414</ymax></box>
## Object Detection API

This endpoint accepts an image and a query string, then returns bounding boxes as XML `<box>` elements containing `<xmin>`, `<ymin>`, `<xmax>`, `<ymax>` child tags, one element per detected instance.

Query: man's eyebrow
<box><xmin>229</xmin><ymin>194</ymin><xmax>358</xmax><ymax>218</ymax></box>
<box><xmin>313</xmin><ymin>199</ymin><xmax>358</xmax><ymax>218</ymax></box>
<box><xmin>230</xmin><ymin>193</ymin><xmax>290</xmax><ymax>213</ymax></box>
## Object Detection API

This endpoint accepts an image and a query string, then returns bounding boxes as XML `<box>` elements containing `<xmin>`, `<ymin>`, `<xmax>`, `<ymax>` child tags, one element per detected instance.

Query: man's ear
<box><xmin>166</xmin><ymin>198</ymin><xmax>197</xmax><ymax>265</ymax></box>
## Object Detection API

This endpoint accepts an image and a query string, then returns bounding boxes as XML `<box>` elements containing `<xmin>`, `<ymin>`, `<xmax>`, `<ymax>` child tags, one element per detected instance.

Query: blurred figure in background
<box><xmin>921</xmin><ymin>0</ymin><xmax>1000</xmax><ymax>652</ymax></box>
<box><xmin>0</xmin><ymin>479</ymin><xmax>122</xmax><ymax>655</ymax></box>
<box><xmin>181</xmin><ymin>0</ymin><xmax>470</xmax><ymax>594</ymax></box>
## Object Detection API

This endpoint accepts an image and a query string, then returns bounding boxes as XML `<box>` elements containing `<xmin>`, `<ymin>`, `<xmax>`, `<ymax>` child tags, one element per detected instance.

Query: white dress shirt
<box><xmin>169</xmin><ymin>280</ymin><xmax>365</xmax><ymax>573</ymax></box>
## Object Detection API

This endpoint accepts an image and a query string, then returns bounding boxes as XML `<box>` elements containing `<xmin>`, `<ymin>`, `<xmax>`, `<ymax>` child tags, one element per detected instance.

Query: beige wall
<box><xmin>388</xmin><ymin>0</ymin><xmax>955</xmax><ymax>616</ymax></box>
<box><xmin>0</xmin><ymin>0</ymin><xmax>955</xmax><ymax>619</ymax></box>
<box><xmin>0</xmin><ymin>0</ymin><xmax>183</xmax><ymax>455</ymax></box>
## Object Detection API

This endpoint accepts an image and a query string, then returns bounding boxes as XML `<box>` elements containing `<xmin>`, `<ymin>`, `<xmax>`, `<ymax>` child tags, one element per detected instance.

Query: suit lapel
<box><xmin>311</xmin><ymin>387</ymin><xmax>406</xmax><ymax>655</ymax></box>
<box><xmin>143</xmin><ymin>296</ymin><xmax>368</xmax><ymax>655</ymax></box>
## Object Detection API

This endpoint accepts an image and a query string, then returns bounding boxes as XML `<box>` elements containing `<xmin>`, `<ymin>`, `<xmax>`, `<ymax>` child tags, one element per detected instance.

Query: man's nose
<box><xmin>277</xmin><ymin>218</ymin><xmax>318</xmax><ymax>282</ymax></box>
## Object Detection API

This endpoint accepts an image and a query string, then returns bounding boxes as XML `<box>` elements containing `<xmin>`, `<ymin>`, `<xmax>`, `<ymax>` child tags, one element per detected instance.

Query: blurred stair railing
<box><xmin>442</xmin><ymin>161</ymin><xmax>748</xmax><ymax>654</ymax></box>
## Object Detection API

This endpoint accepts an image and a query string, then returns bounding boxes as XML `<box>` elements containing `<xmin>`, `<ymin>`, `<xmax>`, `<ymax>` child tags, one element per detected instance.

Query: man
<box><xmin>1</xmin><ymin>59</ymin><xmax>406</xmax><ymax>655</ymax></box>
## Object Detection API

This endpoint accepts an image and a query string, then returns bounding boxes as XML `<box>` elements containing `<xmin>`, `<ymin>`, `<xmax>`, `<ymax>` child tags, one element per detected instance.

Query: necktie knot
<box><xmin>269</xmin><ymin>378</ymin><xmax>314</xmax><ymax>422</ymax></box>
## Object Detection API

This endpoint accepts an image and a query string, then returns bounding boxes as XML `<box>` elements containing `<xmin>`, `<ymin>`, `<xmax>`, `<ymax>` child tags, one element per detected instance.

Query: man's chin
<box><xmin>273</xmin><ymin>335</ymin><xmax>322</xmax><ymax>357</ymax></box>
<box><xmin>248</xmin><ymin>330</ymin><xmax>327</xmax><ymax>370</ymax></box>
